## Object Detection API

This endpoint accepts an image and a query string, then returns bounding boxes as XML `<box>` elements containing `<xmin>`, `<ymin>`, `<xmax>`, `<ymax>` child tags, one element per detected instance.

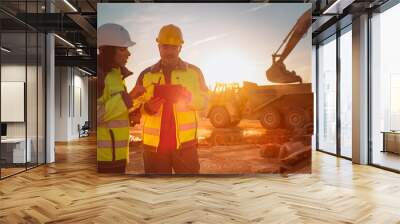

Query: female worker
<box><xmin>97</xmin><ymin>23</ymin><xmax>145</xmax><ymax>173</ymax></box>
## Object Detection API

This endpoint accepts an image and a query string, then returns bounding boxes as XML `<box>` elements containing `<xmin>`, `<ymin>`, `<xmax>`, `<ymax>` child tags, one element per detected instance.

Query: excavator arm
<box><xmin>266</xmin><ymin>9</ymin><xmax>312</xmax><ymax>83</ymax></box>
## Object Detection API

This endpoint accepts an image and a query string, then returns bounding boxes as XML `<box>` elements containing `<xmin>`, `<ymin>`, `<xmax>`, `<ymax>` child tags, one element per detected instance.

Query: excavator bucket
<box><xmin>266</xmin><ymin>61</ymin><xmax>302</xmax><ymax>83</ymax></box>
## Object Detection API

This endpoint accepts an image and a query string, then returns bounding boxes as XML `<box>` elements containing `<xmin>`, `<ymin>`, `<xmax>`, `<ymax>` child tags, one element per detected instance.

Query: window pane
<box><xmin>38</xmin><ymin>33</ymin><xmax>45</xmax><ymax>165</ymax></box>
<box><xmin>340</xmin><ymin>29</ymin><xmax>352</xmax><ymax>158</ymax></box>
<box><xmin>318</xmin><ymin>36</ymin><xmax>337</xmax><ymax>154</ymax></box>
<box><xmin>27</xmin><ymin>31</ymin><xmax>38</xmax><ymax>169</ymax></box>
<box><xmin>0</xmin><ymin>1</ymin><xmax>46</xmax><ymax>179</ymax></box>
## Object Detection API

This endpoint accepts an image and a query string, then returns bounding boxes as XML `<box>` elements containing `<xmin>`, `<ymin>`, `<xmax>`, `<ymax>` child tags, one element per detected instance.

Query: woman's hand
<box><xmin>129</xmin><ymin>84</ymin><xmax>146</xmax><ymax>99</ymax></box>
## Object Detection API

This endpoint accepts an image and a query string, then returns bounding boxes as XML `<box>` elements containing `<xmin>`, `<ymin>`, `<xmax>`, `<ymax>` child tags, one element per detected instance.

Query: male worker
<box><xmin>133</xmin><ymin>24</ymin><xmax>208</xmax><ymax>174</ymax></box>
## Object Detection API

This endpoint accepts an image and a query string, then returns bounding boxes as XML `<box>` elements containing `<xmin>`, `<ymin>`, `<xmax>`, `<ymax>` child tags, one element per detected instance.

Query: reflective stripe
<box><xmin>108</xmin><ymin>120</ymin><xmax>129</xmax><ymax>128</ymax></box>
<box><xmin>98</xmin><ymin>140</ymin><xmax>127</xmax><ymax>148</ymax></box>
<box><xmin>97</xmin><ymin>122</ymin><xmax>107</xmax><ymax>128</ymax></box>
<box><xmin>98</xmin><ymin>120</ymin><xmax>129</xmax><ymax>128</ymax></box>
<box><xmin>179</xmin><ymin>122</ymin><xmax>196</xmax><ymax>131</ymax></box>
<box><xmin>98</xmin><ymin>122</ymin><xmax>106</xmax><ymax>128</ymax></box>
<box><xmin>143</xmin><ymin>127</ymin><xmax>159</xmax><ymax>136</ymax></box>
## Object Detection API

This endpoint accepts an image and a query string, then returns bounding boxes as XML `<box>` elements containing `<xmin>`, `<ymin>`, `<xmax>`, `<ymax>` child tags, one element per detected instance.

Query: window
<box><xmin>339</xmin><ymin>27</ymin><xmax>352</xmax><ymax>158</ymax></box>
<box><xmin>0</xmin><ymin>2</ymin><xmax>46</xmax><ymax>179</ymax></box>
<box><xmin>370</xmin><ymin>3</ymin><xmax>400</xmax><ymax>171</ymax></box>
<box><xmin>317</xmin><ymin>35</ymin><xmax>337</xmax><ymax>154</ymax></box>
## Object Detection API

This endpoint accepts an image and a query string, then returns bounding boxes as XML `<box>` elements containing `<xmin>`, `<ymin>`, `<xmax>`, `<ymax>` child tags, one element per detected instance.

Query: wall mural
<box><xmin>97</xmin><ymin>3</ymin><xmax>313</xmax><ymax>174</ymax></box>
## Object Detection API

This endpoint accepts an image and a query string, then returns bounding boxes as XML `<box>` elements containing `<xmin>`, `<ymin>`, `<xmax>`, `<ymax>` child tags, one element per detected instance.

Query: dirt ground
<box><xmin>126</xmin><ymin>118</ymin><xmax>311</xmax><ymax>174</ymax></box>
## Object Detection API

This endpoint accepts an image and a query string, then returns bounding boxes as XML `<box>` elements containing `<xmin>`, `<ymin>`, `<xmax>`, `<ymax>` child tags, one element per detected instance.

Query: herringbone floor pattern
<box><xmin>1</xmin><ymin>136</ymin><xmax>400</xmax><ymax>223</ymax></box>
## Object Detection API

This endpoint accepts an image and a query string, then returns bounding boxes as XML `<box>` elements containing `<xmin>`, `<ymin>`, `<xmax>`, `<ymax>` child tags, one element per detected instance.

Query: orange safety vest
<box><xmin>133</xmin><ymin>61</ymin><xmax>208</xmax><ymax>151</ymax></box>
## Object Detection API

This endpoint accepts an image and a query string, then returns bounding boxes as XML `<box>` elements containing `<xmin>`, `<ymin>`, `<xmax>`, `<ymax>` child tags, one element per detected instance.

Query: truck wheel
<box><xmin>209</xmin><ymin>106</ymin><xmax>231</xmax><ymax>128</ymax></box>
<box><xmin>260</xmin><ymin>108</ymin><xmax>281</xmax><ymax>129</ymax></box>
<box><xmin>285</xmin><ymin>107</ymin><xmax>306</xmax><ymax>129</ymax></box>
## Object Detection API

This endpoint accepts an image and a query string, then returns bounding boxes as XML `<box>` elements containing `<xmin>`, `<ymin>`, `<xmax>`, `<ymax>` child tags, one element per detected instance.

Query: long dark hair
<box><xmin>98</xmin><ymin>46</ymin><xmax>133</xmax><ymax>98</ymax></box>
<box><xmin>98</xmin><ymin>46</ymin><xmax>116</xmax><ymax>97</ymax></box>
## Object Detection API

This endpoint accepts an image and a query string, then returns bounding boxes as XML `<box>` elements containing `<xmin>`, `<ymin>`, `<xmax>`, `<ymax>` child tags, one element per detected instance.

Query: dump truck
<box><xmin>206</xmin><ymin>10</ymin><xmax>313</xmax><ymax>131</ymax></box>
<box><xmin>206</xmin><ymin>82</ymin><xmax>313</xmax><ymax>130</ymax></box>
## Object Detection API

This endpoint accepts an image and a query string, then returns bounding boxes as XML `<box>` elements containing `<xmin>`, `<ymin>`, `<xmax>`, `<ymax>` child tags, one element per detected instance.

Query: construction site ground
<box><xmin>127</xmin><ymin>118</ymin><xmax>311</xmax><ymax>174</ymax></box>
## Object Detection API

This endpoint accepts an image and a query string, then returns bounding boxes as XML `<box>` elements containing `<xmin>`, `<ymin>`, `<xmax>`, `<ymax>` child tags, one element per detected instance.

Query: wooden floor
<box><xmin>1</xmin><ymin>167</ymin><xmax>26</xmax><ymax>178</ymax></box>
<box><xmin>372</xmin><ymin>151</ymin><xmax>400</xmax><ymax>171</ymax></box>
<box><xmin>0</xmin><ymin>136</ymin><xmax>400</xmax><ymax>223</ymax></box>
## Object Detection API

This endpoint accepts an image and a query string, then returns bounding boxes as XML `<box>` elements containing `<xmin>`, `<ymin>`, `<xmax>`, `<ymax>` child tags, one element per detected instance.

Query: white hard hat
<box><xmin>98</xmin><ymin>23</ymin><xmax>135</xmax><ymax>48</ymax></box>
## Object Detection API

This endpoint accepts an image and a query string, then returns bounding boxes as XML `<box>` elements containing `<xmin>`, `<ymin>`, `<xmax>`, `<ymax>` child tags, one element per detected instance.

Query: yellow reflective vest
<box><xmin>97</xmin><ymin>68</ymin><xmax>130</xmax><ymax>173</ymax></box>
<box><xmin>133</xmin><ymin>60</ymin><xmax>208</xmax><ymax>151</ymax></box>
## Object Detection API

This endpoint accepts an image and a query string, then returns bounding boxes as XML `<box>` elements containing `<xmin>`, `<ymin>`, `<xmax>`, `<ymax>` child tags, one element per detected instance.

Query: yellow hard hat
<box><xmin>156</xmin><ymin>24</ymin><xmax>184</xmax><ymax>46</ymax></box>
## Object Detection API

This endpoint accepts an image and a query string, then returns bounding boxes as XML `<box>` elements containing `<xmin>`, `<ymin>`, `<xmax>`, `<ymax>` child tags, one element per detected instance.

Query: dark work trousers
<box><xmin>143</xmin><ymin>146</ymin><xmax>200</xmax><ymax>174</ymax></box>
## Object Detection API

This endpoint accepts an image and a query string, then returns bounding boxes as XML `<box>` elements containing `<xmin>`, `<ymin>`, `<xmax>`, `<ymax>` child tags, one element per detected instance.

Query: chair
<box><xmin>79</xmin><ymin>121</ymin><xmax>90</xmax><ymax>138</ymax></box>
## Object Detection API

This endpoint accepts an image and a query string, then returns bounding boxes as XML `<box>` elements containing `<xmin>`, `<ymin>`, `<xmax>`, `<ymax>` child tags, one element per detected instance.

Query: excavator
<box><xmin>206</xmin><ymin>10</ymin><xmax>313</xmax><ymax>131</ymax></box>
<box><xmin>266</xmin><ymin>10</ymin><xmax>311</xmax><ymax>84</ymax></box>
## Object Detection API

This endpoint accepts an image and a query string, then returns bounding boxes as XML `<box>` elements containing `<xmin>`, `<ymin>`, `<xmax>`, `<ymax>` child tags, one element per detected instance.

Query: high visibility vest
<box><xmin>97</xmin><ymin>68</ymin><xmax>130</xmax><ymax>173</ymax></box>
<box><xmin>134</xmin><ymin>62</ymin><xmax>208</xmax><ymax>151</ymax></box>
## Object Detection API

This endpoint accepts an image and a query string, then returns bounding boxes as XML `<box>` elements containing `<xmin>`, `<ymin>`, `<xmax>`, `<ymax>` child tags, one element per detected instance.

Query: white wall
<box><xmin>55</xmin><ymin>67</ymin><xmax>89</xmax><ymax>141</ymax></box>
<box><xmin>55</xmin><ymin>67</ymin><xmax>69</xmax><ymax>141</ymax></box>
<box><xmin>1</xmin><ymin>65</ymin><xmax>26</xmax><ymax>140</ymax></box>
<box><xmin>72</xmin><ymin>73</ymin><xmax>89</xmax><ymax>138</ymax></box>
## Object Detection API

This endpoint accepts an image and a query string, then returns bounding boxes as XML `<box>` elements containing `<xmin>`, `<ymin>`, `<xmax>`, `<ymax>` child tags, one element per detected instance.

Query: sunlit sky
<box><xmin>98</xmin><ymin>3</ymin><xmax>311</xmax><ymax>91</ymax></box>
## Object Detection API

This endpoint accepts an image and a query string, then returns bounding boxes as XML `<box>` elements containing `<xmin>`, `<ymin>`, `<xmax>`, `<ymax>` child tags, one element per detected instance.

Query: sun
<box><xmin>199</xmin><ymin>49</ymin><xmax>256</xmax><ymax>89</ymax></box>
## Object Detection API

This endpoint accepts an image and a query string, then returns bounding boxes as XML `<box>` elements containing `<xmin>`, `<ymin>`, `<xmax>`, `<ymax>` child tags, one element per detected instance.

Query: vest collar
<box><xmin>150</xmin><ymin>58</ymin><xmax>188</xmax><ymax>73</ymax></box>
<box><xmin>110</xmin><ymin>66</ymin><xmax>133</xmax><ymax>79</ymax></box>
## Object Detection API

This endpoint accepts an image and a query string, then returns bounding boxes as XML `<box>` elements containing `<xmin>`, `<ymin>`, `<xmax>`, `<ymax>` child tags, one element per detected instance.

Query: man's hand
<box><xmin>144</xmin><ymin>97</ymin><xmax>165</xmax><ymax>114</ymax></box>
<box><xmin>129</xmin><ymin>85</ymin><xmax>146</xmax><ymax>99</ymax></box>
